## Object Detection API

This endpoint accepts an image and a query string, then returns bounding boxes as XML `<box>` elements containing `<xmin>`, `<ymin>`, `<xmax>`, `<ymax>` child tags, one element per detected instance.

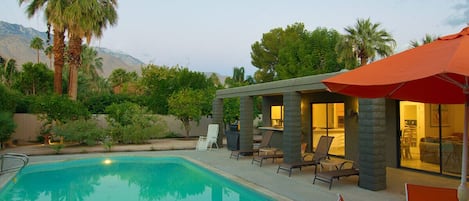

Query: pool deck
<box><xmin>0</xmin><ymin>139</ymin><xmax>462</xmax><ymax>201</ymax></box>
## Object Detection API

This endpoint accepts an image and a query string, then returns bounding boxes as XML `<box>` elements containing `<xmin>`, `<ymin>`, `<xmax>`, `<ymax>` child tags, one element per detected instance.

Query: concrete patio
<box><xmin>0</xmin><ymin>139</ymin><xmax>462</xmax><ymax>201</ymax></box>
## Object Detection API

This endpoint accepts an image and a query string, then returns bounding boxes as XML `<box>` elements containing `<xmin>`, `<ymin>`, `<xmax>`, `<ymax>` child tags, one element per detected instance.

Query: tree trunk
<box><xmin>68</xmin><ymin>34</ymin><xmax>82</xmax><ymax>100</ymax></box>
<box><xmin>53</xmin><ymin>28</ymin><xmax>65</xmax><ymax>95</ymax></box>
<box><xmin>36</xmin><ymin>49</ymin><xmax>40</xmax><ymax>63</ymax></box>
<box><xmin>182</xmin><ymin>119</ymin><xmax>191</xmax><ymax>138</ymax></box>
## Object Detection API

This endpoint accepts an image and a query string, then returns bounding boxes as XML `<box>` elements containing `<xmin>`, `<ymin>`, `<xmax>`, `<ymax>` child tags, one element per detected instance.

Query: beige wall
<box><xmin>11</xmin><ymin>114</ymin><xmax>216</xmax><ymax>145</ymax></box>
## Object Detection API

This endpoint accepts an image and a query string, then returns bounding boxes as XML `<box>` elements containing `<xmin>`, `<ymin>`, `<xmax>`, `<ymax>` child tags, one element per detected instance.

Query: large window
<box><xmin>311</xmin><ymin>103</ymin><xmax>345</xmax><ymax>156</ymax></box>
<box><xmin>400</xmin><ymin>101</ymin><xmax>464</xmax><ymax>176</ymax></box>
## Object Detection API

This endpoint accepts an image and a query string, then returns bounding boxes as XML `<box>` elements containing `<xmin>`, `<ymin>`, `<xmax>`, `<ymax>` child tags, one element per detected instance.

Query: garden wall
<box><xmin>11</xmin><ymin>114</ymin><xmax>214</xmax><ymax>145</ymax></box>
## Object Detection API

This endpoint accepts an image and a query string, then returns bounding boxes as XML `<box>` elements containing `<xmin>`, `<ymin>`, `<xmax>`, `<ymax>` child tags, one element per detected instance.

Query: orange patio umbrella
<box><xmin>322</xmin><ymin>27</ymin><xmax>469</xmax><ymax>201</ymax></box>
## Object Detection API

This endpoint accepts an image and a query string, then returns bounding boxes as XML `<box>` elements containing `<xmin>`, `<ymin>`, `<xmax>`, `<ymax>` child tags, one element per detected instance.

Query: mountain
<box><xmin>0</xmin><ymin>21</ymin><xmax>143</xmax><ymax>77</ymax></box>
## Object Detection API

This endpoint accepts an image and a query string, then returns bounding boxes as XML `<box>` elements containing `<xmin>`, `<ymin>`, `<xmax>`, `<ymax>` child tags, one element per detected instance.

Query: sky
<box><xmin>1</xmin><ymin>0</ymin><xmax>469</xmax><ymax>76</ymax></box>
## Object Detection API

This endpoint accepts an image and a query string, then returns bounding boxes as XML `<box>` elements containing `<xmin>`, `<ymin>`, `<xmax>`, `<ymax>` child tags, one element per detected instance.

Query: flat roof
<box><xmin>216</xmin><ymin>70</ymin><xmax>346</xmax><ymax>98</ymax></box>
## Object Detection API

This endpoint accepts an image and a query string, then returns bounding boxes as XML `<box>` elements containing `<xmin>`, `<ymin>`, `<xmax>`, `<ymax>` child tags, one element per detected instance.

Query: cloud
<box><xmin>446</xmin><ymin>0</ymin><xmax>469</xmax><ymax>26</ymax></box>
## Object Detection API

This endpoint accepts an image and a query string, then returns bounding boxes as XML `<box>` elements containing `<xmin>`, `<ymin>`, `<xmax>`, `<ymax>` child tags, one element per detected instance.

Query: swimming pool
<box><xmin>0</xmin><ymin>156</ymin><xmax>274</xmax><ymax>201</ymax></box>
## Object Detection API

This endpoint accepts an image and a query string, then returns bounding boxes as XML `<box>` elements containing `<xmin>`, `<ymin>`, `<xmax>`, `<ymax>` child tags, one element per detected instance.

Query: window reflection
<box><xmin>400</xmin><ymin>102</ymin><xmax>465</xmax><ymax>177</ymax></box>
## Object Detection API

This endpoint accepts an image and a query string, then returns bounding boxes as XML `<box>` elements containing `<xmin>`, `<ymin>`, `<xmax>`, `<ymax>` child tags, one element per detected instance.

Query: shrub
<box><xmin>105</xmin><ymin>102</ymin><xmax>168</xmax><ymax>144</ymax></box>
<box><xmin>0</xmin><ymin>112</ymin><xmax>17</xmax><ymax>149</ymax></box>
<box><xmin>0</xmin><ymin>84</ymin><xmax>19</xmax><ymax>112</ymax></box>
<box><xmin>53</xmin><ymin>119</ymin><xmax>105</xmax><ymax>146</ymax></box>
<box><xmin>83</xmin><ymin>93</ymin><xmax>142</xmax><ymax>114</ymax></box>
<box><xmin>31</xmin><ymin>95</ymin><xmax>91</xmax><ymax>124</ymax></box>
<box><xmin>31</xmin><ymin>95</ymin><xmax>91</xmax><ymax>143</ymax></box>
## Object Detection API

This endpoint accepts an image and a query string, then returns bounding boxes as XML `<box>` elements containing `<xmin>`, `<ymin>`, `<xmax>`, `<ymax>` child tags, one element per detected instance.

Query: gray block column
<box><xmin>358</xmin><ymin>98</ymin><xmax>386</xmax><ymax>191</ymax></box>
<box><xmin>212</xmin><ymin>98</ymin><xmax>224</xmax><ymax>147</ymax></box>
<box><xmin>283</xmin><ymin>92</ymin><xmax>302</xmax><ymax>164</ymax></box>
<box><xmin>262</xmin><ymin>96</ymin><xmax>272</xmax><ymax>127</ymax></box>
<box><xmin>239</xmin><ymin>96</ymin><xmax>254</xmax><ymax>150</ymax></box>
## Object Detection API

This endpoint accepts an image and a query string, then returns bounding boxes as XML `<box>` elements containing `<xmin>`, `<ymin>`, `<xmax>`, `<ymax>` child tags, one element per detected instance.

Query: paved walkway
<box><xmin>0</xmin><ymin>139</ymin><xmax>462</xmax><ymax>201</ymax></box>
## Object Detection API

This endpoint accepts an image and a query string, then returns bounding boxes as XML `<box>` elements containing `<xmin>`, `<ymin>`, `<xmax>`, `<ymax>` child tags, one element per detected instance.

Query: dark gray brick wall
<box><xmin>239</xmin><ymin>96</ymin><xmax>254</xmax><ymax>150</ymax></box>
<box><xmin>283</xmin><ymin>92</ymin><xmax>302</xmax><ymax>164</ymax></box>
<box><xmin>358</xmin><ymin>98</ymin><xmax>387</xmax><ymax>191</ymax></box>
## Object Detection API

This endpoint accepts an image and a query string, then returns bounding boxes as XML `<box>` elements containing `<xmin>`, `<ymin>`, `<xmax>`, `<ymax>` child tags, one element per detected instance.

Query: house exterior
<box><xmin>211</xmin><ymin>71</ymin><xmax>402</xmax><ymax>191</ymax></box>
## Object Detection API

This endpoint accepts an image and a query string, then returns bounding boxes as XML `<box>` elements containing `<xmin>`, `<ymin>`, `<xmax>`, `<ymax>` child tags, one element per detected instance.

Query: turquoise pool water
<box><xmin>0</xmin><ymin>156</ymin><xmax>273</xmax><ymax>201</ymax></box>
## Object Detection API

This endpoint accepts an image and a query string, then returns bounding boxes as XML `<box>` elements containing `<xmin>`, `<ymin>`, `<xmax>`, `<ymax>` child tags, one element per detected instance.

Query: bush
<box><xmin>15</xmin><ymin>95</ymin><xmax>36</xmax><ymax>113</ymax></box>
<box><xmin>0</xmin><ymin>84</ymin><xmax>20</xmax><ymax>112</ymax></box>
<box><xmin>83</xmin><ymin>93</ymin><xmax>142</xmax><ymax>114</ymax></box>
<box><xmin>31</xmin><ymin>95</ymin><xmax>91</xmax><ymax>124</ymax></box>
<box><xmin>30</xmin><ymin>95</ymin><xmax>91</xmax><ymax>142</ymax></box>
<box><xmin>0</xmin><ymin>112</ymin><xmax>17</xmax><ymax>148</ymax></box>
<box><xmin>53</xmin><ymin>119</ymin><xmax>105</xmax><ymax>146</ymax></box>
<box><xmin>105</xmin><ymin>102</ymin><xmax>168</xmax><ymax>144</ymax></box>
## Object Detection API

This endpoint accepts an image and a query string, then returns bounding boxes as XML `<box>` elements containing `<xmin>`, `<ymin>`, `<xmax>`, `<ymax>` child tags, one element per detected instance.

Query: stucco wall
<box><xmin>11</xmin><ymin>114</ymin><xmax>215</xmax><ymax>144</ymax></box>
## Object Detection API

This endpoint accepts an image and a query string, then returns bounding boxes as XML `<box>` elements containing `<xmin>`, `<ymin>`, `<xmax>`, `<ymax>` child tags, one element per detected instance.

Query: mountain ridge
<box><xmin>0</xmin><ymin>20</ymin><xmax>228</xmax><ymax>82</ymax></box>
<box><xmin>0</xmin><ymin>21</ymin><xmax>143</xmax><ymax>77</ymax></box>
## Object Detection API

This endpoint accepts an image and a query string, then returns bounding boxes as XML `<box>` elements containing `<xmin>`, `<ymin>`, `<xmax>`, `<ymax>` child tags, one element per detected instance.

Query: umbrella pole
<box><xmin>458</xmin><ymin>94</ymin><xmax>469</xmax><ymax>201</ymax></box>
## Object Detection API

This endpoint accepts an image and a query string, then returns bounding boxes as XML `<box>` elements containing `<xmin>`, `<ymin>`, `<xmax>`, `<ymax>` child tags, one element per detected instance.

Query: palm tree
<box><xmin>19</xmin><ymin>0</ymin><xmax>68</xmax><ymax>95</ymax></box>
<box><xmin>19</xmin><ymin>0</ymin><xmax>118</xmax><ymax>100</ymax></box>
<box><xmin>80</xmin><ymin>45</ymin><xmax>104</xmax><ymax>92</ymax></box>
<box><xmin>44</xmin><ymin>45</ymin><xmax>53</xmax><ymax>68</ymax></box>
<box><xmin>80</xmin><ymin>45</ymin><xmax>103</xmax><ymax>80</ymax></box>
<box><xmin>409</xmin><ymin>34</ymin><xmax>438</xmax><ymax>48</ymax></box>
<box><xmin>66</xmin><ymin>0</ymin><xmax>118</xmax><ymax>100</ymax></box>
<box><xmin>225</xmin><ymin>67</ymin><xmax>247</xmax><ymax>87</ymax></box>
<box><xmin>30</xmin><ymin>37</ymin><xmax>44</xmax><ymax>63</ymax></box>
<box><xmin>336</xmin><ymin>18</ymin><xmax>396</xmax><ymax>68</ymax></box>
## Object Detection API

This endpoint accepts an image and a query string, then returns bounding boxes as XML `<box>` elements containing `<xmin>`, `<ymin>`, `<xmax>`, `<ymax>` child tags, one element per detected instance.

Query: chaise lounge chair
<box><xmin>276</xmin><ymin>136</ymin><xmax>334</xmax><ymax>177</ymax></box>
<box><xmin>251</xmin><ymin>150</ymin><xmax>284</xmax><ymax>167</ymax></box>
<box><xmin>195</xmin><ymin>124</ymin><xmax>219</xmax><ymax>151</ymax></box>
<box><xmin>230</xmin><ymin>131</ymin><xmax>273</xmax><ymax>160</ymax></box>
<box><xmin>313</xmin><ymin>160</ymin><xmax>359</xmax><ymax>189</ymax></box>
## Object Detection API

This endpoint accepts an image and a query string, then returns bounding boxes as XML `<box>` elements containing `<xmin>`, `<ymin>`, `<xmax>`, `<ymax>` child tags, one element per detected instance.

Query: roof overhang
<box><xmin>216</xmin><ymin>70</ymin><xmax>347</xmax><ymax>98</ymax></box>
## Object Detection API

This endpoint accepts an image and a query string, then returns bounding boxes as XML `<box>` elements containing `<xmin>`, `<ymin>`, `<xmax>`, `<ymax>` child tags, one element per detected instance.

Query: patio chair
<box><xmin>196</xmin><ymin>124</ymin><xmax>219</xmax><ymax>151</ymax></box>
<box><xmin>276</xmin><ymin>136</ymin><xmax>334</xmax><ymax>177</ymax></box>
<box><xmin>251</xmin><ymin>150</ymin><xmax>284</xmax><ymax>167</ymax></box>
<box><xmin>230</xmin><ymin>131</ymin><xmax>273</xmax><ymax>160</ymax></box>
<box><xmin>313</xmin><ymin>160</ymin><xmax>359</xmax><ymax>189</ymax></box>
<box><xmin>404</xmin><ymin>183</ymin><xmax>457</xmax><ymax>201</ymax></box>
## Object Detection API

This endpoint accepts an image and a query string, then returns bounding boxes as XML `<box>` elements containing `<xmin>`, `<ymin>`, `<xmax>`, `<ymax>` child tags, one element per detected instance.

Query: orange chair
<box><xmin>405</xmin><ymin>183</ymin><xmax>458</xmax><ymax>201</ymax></box>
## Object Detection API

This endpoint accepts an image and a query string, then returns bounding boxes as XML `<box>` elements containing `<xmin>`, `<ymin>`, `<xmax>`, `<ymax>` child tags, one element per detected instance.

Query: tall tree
<box><xmin>80</xmin><ymin>45</ymin><xmax>103</xmax><ymax>81</ymax></box>
<box><xmin>251</xmin><ymin>23</ymin><xmax>344</xmax><ymax>82</ymax></box>
<box><xmin>0</xmin><ymin>57</ymin><xmax>18</xmax><ymax>88</ymax></box>
<box><xmin>336</xmin><ymin>18</ymin><xmax>396</xmax><ymax>68</ymax></box>
<box><xmin>109</xmin><ymin>68</ymin><xmax>137</xmax><ymax>87</ymax></box>
<box><xmin>251</xmin><ymin>26</ymin><xmax>284</xmax><ymax>82</ymax></box>
<box><xmin>14</xmin><ymin>62</ymin><xmax>53</xmax><ymax>95</ymax></box>
<box><xmin>409</xmin><ymin>34</ymin><xmax>438</xmax><ymax>48</ymax></box>
<box><xmin>20</xmin><ymin>0</ymin><xmax>118</xmax><ymax>99</ymax></box>
<box><xmin>66</xmin><ymin>0</ymin><xmax>118</xmax><ymax>100</ymax></box>
<box><xmin>30</xmin><ymin>36</ymin><xmax>44</xmax><ymax>63</ymax></box>
<box><xmin>225</xmin><ymin>67</ymin><xmax>250</xmax><ymax>87</ymax></box>
<box><xmin>141</xmin><ymin>64</ymin><xmax>214</xmax><ymax>114</ymax></box>
<box><xmin>168</xmin><ymin>88</ymin><xmax>204</xmax><ymax>137</ymax></box>
<box><xmin>19</xmin><ymin>0</ymin><xmax>67</xmax><ymax>95</ymax></box>
<box><xmin>44</xmin><ymin>45</ymin><xmax>53</xmax><ymax>68</ymax></box>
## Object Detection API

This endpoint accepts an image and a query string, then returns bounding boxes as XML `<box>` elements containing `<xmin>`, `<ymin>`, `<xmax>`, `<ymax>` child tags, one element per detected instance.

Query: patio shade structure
<box><xmin>322</xmin><ymin>26</ymin><xmax>469</xmax><ymax>201</ymax></box>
